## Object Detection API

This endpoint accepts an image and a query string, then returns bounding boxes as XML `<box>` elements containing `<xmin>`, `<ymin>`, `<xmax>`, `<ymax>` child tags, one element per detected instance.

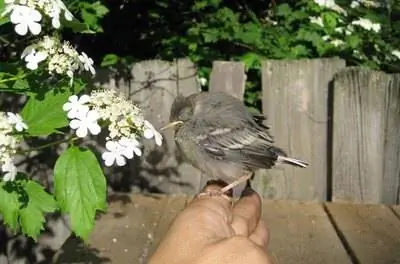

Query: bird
<box><xmin>160</xmin><ymin>91</ymin><xmax>309</xmax><ymax>196</ymax></box>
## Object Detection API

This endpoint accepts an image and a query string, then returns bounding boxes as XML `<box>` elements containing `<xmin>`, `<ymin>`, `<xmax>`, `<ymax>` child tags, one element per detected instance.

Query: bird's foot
<box><xmin>197</xmin><ymin>189</ymin><xmax>231</xmax><ymax>201</ymax></box>
<box><xmin>196</xmin><ymin>179</ymin><xmax>232</xmax><ymax>200</ymax></box>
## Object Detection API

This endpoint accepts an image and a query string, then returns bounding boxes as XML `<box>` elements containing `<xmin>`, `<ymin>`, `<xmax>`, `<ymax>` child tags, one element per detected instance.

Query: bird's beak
<box><xmin>160</xmin><ymin>121</ymin><xmax>184</xmax><ymax>131</ymax></box>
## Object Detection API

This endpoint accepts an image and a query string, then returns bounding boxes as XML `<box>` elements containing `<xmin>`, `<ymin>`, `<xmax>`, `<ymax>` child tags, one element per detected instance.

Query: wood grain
<box><xmin>382</xmin><ymin>74</ymin><xmax>400</xmax><ymax>204</ymax></box>
<box><xmin>257</xmin><ymin>58</ymin><xmax>345</xmax><ymax>201</ymax></box>
<box><xmin>263</xmin><ymin>200</ymin><xmax>351</xmax><ymax>264</ymax></box>
<box><xmin>332</xmin><ymin>68</ymin><xmax>400</xmax><ymax>204</ymax></box>
<box><xmin>326</xmin><ymin>203</ymin><xmax>400</xmax><ymax>264</ymax></box>
<box><xmin>392</xmin><ymin>205</ymin><xmax>400</xmax><ymax>218</ymax></box>
<box><xmin>209</xmin><ymin>61</ymin><xmax>246</xmax><ymax>100</ymax></box>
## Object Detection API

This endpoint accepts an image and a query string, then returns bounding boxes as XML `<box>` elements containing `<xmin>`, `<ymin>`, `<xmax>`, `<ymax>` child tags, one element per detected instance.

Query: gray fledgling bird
<box><xmin>161</xmin><ymin>91</ymin><xmax>309</xmax><ymax>194</ymax></box>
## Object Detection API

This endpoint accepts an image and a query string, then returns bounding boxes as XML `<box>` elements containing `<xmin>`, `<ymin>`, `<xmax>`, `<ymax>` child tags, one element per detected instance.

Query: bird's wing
<box><xmin>189</xmin><ymin>116</ymin><xmax>282</xmax><ymax>169</ymax></box>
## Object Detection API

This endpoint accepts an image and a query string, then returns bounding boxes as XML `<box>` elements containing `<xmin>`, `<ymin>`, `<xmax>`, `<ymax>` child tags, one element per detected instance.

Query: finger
<box><xmin>231</xmin><ymin>187</ymin><xmax>262</xmax><ymax>236</ymax></box>
<box><xmin>249</xmin><ymin>220</ymin><xmax>269</xmax><ymax>249</ymax></box>
<box><xmin>186</xmin><ymin>181</ymin><xmax>234</xmax><ymax>226</ymax></box>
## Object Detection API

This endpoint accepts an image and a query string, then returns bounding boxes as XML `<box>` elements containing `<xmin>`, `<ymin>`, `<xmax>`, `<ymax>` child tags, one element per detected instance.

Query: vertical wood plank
<box><xmin>209</xmin><ymin>61</ymin><xmax>246</xmax><ymax>99</ymax></box>
<box><xmin>382</xmin><ymin>74</ymin><xmax>400</xmax><ymax>204</ymax></box>
<box><xmin>332</xmin><ymin>68</ymin><xmax>400</xmax><ymax>204</ymax></box>
<box><xmin>257</xmin><ymin>58</ymin><xmax>345</xmax><ymax>201</ymax></box>
<box><xmin>207</xmin><ymin>61</ymin><xmax>246</xmax><ymax>193</ymax></box>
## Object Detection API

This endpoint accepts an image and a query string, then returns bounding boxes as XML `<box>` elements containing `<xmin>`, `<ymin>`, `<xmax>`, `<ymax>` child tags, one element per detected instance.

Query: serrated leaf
<box><xmin>0</xmin><ymin>182</ymin><xmax>20</xmax><ymax>231</ymax></box>
<box><xmin>20</xmin><ymin>89</ymin><xmax>73</xmax><ymax>136</ymax></box>
<box><xmin>101</xmin><ymin>54</ymin><xmax>119</xmax><ymax>67</ymax></box>
<box><xmin>92</xmin><ymin>1</ymin><xmax>109</xmax><ymax>16</ymax></box>
<box><xmin>240</xmin><ymin>52</ymin><xmax>261</xmax><ymax>71</ymax></box>
<box><xmin>18</xmin><ymin>180</ymin><xmax>57</xmax><ymax>240</ymax></box>
<box><xmin>54</xmin><ymin>147</ymin><xmax>106</xmax><ymax>240</ymax></box>
<box><xmin>322</xmin><ymin>12</ymin><xmax>337</xmax><ymax>30</ymax></box>
<box><xmin>276</xmin><ymin>4</ymin><xmax>292</xmax><ymax>16</ymax></box>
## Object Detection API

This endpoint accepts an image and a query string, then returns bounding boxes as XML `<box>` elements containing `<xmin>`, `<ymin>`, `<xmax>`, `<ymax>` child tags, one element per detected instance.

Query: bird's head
<box><xmin>160</xmin><ymin>94</ymin><xmax>194</xmax><ymax>132</ymax></box>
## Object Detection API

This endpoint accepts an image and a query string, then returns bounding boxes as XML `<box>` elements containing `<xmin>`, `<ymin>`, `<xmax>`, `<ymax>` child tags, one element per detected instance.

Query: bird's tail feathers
<box><xmin>277</xmin><ymin>156</ymin><xmax>309</xmax><ymax>168</ymax></box>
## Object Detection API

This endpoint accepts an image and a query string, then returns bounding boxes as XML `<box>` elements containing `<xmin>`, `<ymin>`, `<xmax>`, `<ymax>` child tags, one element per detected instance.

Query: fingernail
<box><xmin>241</xmin><ymin>186</ymin><xmax>255</xmax><ymax>198</ymax></box>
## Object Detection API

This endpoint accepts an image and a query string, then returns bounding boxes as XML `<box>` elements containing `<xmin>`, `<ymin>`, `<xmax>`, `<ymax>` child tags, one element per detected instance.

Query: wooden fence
<box><xmin>94</xmin><ymin>58</ymin><xmax>400</xmax><ymax>205</ymax></box>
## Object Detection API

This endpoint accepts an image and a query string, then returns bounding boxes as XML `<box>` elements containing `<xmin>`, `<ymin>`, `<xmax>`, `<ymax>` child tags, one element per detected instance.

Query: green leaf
<box><xmin>20</xmin><ymin>88</ymin><xmax>73</xmax><ymax>136</ymax></box>
<box><xmin>54</xmin><ymin>147</ymin><xmax>107</xmax><ymax>240</ymax></box>
<box><xmin>240</xmin><ymin>52</ymin><xmax>261</xmax><ymax>71</ymax></box>
<box><xmin>101</xmin><ymin>54</ymin><xmax>119</xmax><ymax>67</ymax></box>
<box><xmin>0</xmin><ymin>182</ymin><xmax>20</xmax><ymax>231</ymax></box>
<box><xmin>321</xmin><ymin>12</ymin><xmax>337</xmax><ymax>30</ymax></box>
<box><xmin>63</xmin><ymin>19</ymin><xmax>96</xmax><ymax>34</ymax></box>
<box><xmin>348</xmin><ymin>35</ymin><xmax>361</xmax><ymax>48</ymax></box>
<box><xmin>12</xmin><ymin>78</ymin><xmax>29</xmax><ymax>91</ymax></box>
<box><xmin>276</xmin><ymin>4</ymin><xmax>292</xmax><ymax>16</ymax></box>
<box><xmin>91</xmin><ymin>1</ymin><xmax>109</xmax><ymax>16</ymax></box>
<box><xmin>18</xmin><ymin>180</ymin><xmax>57</xmax><ymax>240</ymax></box>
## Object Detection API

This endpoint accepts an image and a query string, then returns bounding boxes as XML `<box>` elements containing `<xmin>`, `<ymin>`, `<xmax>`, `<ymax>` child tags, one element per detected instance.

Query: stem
<box><xmin>17</xmin><ymin>136</ymin><xmax>78</xmax><ymax>154</ymax></box>
<box><xmin>0</xmin><ymin>74</ymin><xmax>27</xmax><ymax>84</ymax></box>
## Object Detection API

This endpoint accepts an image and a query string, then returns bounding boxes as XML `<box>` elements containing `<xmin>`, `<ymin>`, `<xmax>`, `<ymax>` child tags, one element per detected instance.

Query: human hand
<box><xmin>148</xmin><ymin>181</ymin><xmax>271</xmax><ymax>264</ymax></box>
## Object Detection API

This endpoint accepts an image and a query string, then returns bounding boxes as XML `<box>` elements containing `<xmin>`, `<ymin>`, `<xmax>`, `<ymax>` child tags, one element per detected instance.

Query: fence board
<box><xmin>205</xmin><ymin>61</ymin><xmax>247</xmax><ymax>193</ymax></box>
<box><xmin>382</xmin><ymin>74</ymin><xmax>400</xmax><ymax>204</ymax></box>
<box><xmin>256</xmin><ymin>58</ymin><xmax>345</xmax><ymax>201</ymax></box>
<box><xmin>209</xmin><ymin>61</ymin><xmax>246</xmax><ymax>100</ymax></box>
<box><xmin>332</xmin><ymin>68</ymin><xmax>400</xmax><ymax>204</ymax></box>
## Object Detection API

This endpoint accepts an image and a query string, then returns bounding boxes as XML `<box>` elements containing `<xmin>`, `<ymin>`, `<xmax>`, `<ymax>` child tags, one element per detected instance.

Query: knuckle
<box><xmin>232</xmin><ymin>215</ymin><xmax>250</xmax><ymax>235</ymax></box>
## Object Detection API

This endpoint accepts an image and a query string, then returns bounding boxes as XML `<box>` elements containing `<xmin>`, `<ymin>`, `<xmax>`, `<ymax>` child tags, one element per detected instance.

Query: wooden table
<box><xmin>57</xmin><ymin>194</ymin><xmax>400</xmax><ymax>264</ymax></box>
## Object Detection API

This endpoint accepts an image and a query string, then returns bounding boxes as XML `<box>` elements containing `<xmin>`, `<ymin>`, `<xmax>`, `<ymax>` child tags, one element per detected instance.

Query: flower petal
<box><xmin>88</xmin><ymin>123</ymin><xmax>101</xmax><ymax>135</ymax></box>
<box><xmin>76</xmin><ymin>126</ymin><xmax>88</xmax><ymax>138</ymax></box>
<box><xmin>102</xmin><ymin>152</ymin><xmax>115</xmax><ymax>166</ymax></box>
<box><xmin>143</xmin><ymin>128</ymin><xmax>154</xmax><ymax>139</ymax></box>
<box><xmin>115</xmin><ymin>155</ymin><xmax>126</xmax><ymax>166</ymax></box>
<box><xmin>15</xmin><ymin>23</ymin><xmax>28</xmax><ymax>36</ymax></box>
<box><xmin>78</xmin><ymin>94</ymin><xmax>91</xmax><ymax>104</ymax></box>
<box><xmin>29</xmin><ymin>22</ymin><xmax>41</xmax><ymax>35</ymax></box>
<box><xmin>69</xmin><ymin>119</ymin><xmax>81</xmax><ymax>129</ymax></box>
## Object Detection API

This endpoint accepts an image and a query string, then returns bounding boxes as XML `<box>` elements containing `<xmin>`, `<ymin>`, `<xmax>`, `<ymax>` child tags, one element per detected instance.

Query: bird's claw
<box><xmin>197</xmin><ymin>189</ymin><xmax>231</xmax><ymax>201</ymax></box>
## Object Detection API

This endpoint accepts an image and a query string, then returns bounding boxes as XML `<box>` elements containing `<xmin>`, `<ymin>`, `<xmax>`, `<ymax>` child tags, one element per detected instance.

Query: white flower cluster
<box><xmin>0</xmin><ymin>112</ymin><xmax>28</xmax><ymax>182</ymax></box>
<box><xmin>1</xmin><ymin>0</ymin><xmax>73</xmax><ymax>36</ymax></box>
<box><xmin>351</xmin><ymin>18</ymin><xmax>381</xmax><ymax>33</ymax></box>
<box><xmin>63</xmin><ymin>90</ymin><xmax>163</xmax><ymax>167</ymax></box>
<box><xmin>313</xmin><ymin>0</ymin><xmax>346</xmax><ymax>15</ymax></box>
<box><xmin>20</xmin><ymin>35</ymin><xmax>95</xmax><ymax>81</ymax></box>
<box><xmin>311</xmin><ymin>0</ymin><xmax>382</xmax><ymax>43</ymax></box>
<box><xmin>350</xmin><ymin>0</ymin><xmax>381</xmax><ymax>9</ymax></box>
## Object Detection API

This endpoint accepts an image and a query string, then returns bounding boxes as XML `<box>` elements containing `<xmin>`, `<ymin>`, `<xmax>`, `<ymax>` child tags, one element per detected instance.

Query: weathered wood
<box><xmin>262</xmin><ymin>200</ymin><xmax>351</xmax><ymax>264</ymax></box>
<box><xmin>382</xmin><ymin>74</ymin><xmax>400</xmax><ymax>204</ymax></box>
<box><xmin>326</xmin><ymin>203</ymin><xmax>400</xmax><ymax>264</ymax></box>
<box><xmin>205</xmin><ymin>61</ymin><xmax>247</xmax><ymax>193</ymax></box>
<box><xmin>147</xmin><ymin>195</ymin><xmax>188</xmax><ymax>258</ymax></box>
<box><xmin>88</xmin><ymin>194</ymin><xmax>167</xmax><ymax>264</ymax></box>
<box><xmin>392</xmin><ymin>205</ymin><xmax>400</xmax><ymax>218</ymax></box>
<box><xmin>209</xmin><ymin>61</ymin><xmax>246</xmax><ymax>100</ymax></box>
<box><xmin>97</xmin><ymin>59</ymin><xmax>202</xmax><ymax>194</ymax></box>
<box><xmin>332</xmin><ymin>68</ymin><xmax>400</xmax><ymax>204</ymax></box>
<box><xmin>256</xmin><ymin>58</ymin><xmax>346</xmax><ymax>201</ymax></box>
